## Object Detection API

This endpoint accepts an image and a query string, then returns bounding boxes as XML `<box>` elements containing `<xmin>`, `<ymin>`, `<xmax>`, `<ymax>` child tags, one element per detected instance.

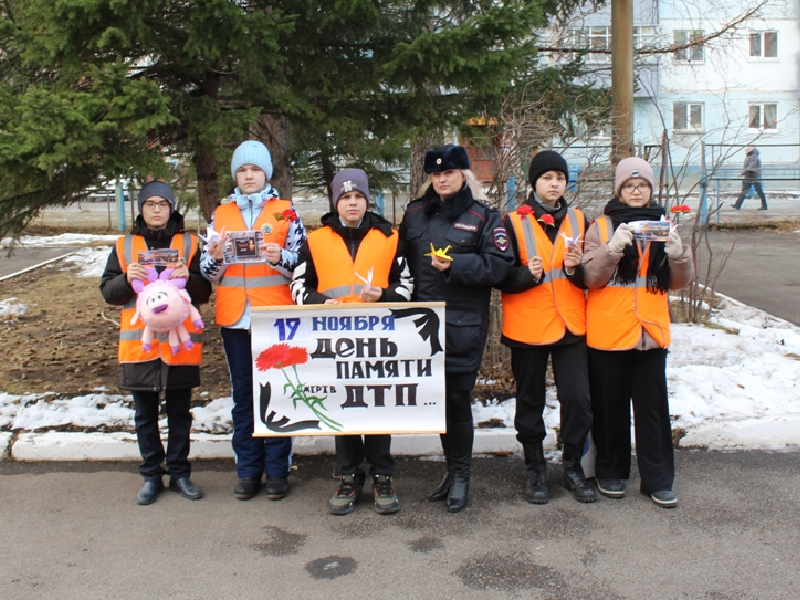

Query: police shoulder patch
<box><xmin>493</xmin><ymin>227</ymin><xmax>509</xmax><ymax>252</ymax></box>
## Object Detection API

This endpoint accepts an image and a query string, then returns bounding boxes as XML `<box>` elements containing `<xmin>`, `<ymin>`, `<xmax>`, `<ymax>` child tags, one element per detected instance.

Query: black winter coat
<box><xmin>100</xmin><ymin>213</ymin><xmax>212</xmax><ymax>392</ymax></box>
<box><xmin>398</xmin><ymin>184</ymin><xmax>514</xmax><ymax>373</ymax></box>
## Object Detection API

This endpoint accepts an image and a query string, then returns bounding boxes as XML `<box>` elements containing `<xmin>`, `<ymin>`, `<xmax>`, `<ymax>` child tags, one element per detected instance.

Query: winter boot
<box><xmin>522</xmin><ymin>442</ymin><xmax>548</xmax><ymax>504</ymax></box>
<box><xmin>562</xmin><ymin>447</ymin><xmax>597</xmax><ymax>503</ymax></box>
<box><xmin>373</xmin><ymin>475</ymin><xmax>400</xmax><ymax>514</ymax></box>
<box><xmin>446</xmin><ymin>421</ymin><xmax>474</xmax><ymax>514</ymax></box>
<box><xmin>428</xmin><ymin>433</ymin><xmax>451</xmax><ymax>502</ymax></box>
<box><xmin>328</xmin><ymin>473</ymin><xmax>365</xmax><ymax>515</ymax></box>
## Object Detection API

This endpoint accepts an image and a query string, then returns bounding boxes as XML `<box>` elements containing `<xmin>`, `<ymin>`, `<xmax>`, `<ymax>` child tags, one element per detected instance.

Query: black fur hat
<box><xmin>424</xmin><ymin>145</ymin><xmax>470</xmax><ymax>173</ymax></box>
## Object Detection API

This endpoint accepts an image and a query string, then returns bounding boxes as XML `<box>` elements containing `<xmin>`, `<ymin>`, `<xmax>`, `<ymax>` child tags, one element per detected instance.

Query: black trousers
<box><xmin>335</xmin><ymin>435</ymin><xmax>394</xmax><ymax>476</ymax></box>
<box><xmin>511</xmin><ymin>341</ymin><xmax>592</xmax><ymax>451</ymax></box>
<box><xmin>733</xmin><ymin>179</ymin><xmax>767</xmax><ymax>208</ymax></box>
<box><xmin>588</xmin><ymin>347</ymin><xmax>674</xmax><ymax>494</ymax></box>
<box><xmin>133</xmin><ymin>388</ymin><xmax>192</xmax><ymax>481</ymax></box>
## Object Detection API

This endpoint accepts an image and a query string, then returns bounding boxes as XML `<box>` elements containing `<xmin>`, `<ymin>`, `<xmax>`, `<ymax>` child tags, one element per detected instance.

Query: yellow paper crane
<box><xmin>424</xmin><ymin>243</ymin><xmax>453</xmax><ymax>262</ymax></box>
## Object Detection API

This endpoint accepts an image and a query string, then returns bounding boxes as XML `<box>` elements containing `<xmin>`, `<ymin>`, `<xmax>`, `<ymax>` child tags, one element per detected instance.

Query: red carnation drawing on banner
<box><xmin>255</xmin><ymin>343</ymin><xmax>342</xmax><ymax>432</ymax></box>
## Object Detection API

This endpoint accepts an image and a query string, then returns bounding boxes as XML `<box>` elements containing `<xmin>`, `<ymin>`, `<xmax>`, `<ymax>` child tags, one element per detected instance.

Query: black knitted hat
<box><xmin>528</xmin><ymin>150</ymin><xmax>569</xmax><ymax>185</ymax></box>
<box><xmin>424</xmin><ymin>145</ymin><xmax>470</xmax><ymax>173</ymax></box>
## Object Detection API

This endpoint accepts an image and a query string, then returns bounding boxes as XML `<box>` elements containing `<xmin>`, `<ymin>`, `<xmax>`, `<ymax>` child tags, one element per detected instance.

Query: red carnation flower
<box><xmin>538</xmin><ymin>214</ymin><xmax>555</xmax><ymax>227</ymax></box>
<box><xmin>516</xmin><ymin>205</ymin><xmax>534</xmax><ymax>220</ymax></box>
<box><xmin>282</xmin><ymin>209</ymin><xmax>298</xmax><ymax>222</ymax></box>
<box><xmin>670</xmin><ymin>204</ymin><xmax>691</xmax><ymax>214</ymax></box>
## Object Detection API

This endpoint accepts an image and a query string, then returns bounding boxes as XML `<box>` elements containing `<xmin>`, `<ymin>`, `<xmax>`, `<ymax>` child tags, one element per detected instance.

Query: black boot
<box><xmin>446</xmin><ymin>421</ymin><xmax>474</xmax><ymax>513</ymax></box>
<box><xmin>522</xmin><ymin>442</ymin><xmax>548</xmax><ymax>504</ymax></box>
<box><xmin>428</xmin><ymin>433</ymin><xmax>451</xmax><ymax>502</ymax></box>
<box><xmin>562</xmin><ymin>447</ymin><xmax>597</xmax><ymax>503</ymax></box>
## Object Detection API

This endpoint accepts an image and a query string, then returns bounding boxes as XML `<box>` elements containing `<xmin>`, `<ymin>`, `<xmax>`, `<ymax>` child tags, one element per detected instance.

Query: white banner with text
<box><xmin>251</xmin><ymin>303</ymin><xmax>446</xmax><ymax>436</ymax></box>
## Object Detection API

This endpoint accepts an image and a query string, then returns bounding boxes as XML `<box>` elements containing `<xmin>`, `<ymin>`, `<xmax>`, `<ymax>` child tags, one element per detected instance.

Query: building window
<box><xmin>568</xmin><ymin>26</ymin><xmax>611</xmax><ymax>63</ymax></box>
<box><xmin>673</xmin><ymin>31</ymin><xmax>704</xmax><ymax>62</ymax></box>
<box><xmin>749</xmin><ymin>32</ymin><xmax>778</xmax><ymax>58</ymax></box>
<box><xmin>673</xmin><ymin>102</ymin><xmax>704</xmax><ymax>131</ymax></box>
<box><xmin>748</xmin><ymin>104</ymin><xmax>777</xmax><ymax>130</ymax></box>
<box><xmin>633</xmin><ymin>26</ymin><xmax>657</xmax><ymax>49</ymax></box>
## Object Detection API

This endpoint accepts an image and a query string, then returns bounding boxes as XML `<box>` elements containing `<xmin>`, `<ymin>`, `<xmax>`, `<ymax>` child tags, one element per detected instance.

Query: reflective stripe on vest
<box><xmin>116</xmin><ymin>233</ymin><xmax>203</xmax><ymax>365</ymax></box>
<box><xmin>585</xmin><ymin>216</ymin><xmax>671</xmax><ymax>350</ymax></box>
<box><xmin>501</xmin><ymin>208</ymin><xmax>586</xmax><ymax>344</ymax></box>
<box><xmin>213</xmin><ymin>201</ymin><xmax>294</xmax><ymax>326</ymax></box>
<box><xmin>307</xmin><ymin>226</ymin><xmax>398</xmax><ymax>303</ymax></box>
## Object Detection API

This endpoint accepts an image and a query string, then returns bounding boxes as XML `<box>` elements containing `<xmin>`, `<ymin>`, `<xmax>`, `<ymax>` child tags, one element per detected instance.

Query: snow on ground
<box><xmin>1</xmin><ymin>233</ymin><xmax>799</xmax><ymax>449</ymax></box>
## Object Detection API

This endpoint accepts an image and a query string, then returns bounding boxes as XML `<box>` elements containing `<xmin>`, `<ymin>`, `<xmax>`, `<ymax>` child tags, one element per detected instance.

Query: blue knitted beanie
<box><xmin>231</xmin><ymin>140</ymin><xmax>273</xmax><ymax>181</ymax></box>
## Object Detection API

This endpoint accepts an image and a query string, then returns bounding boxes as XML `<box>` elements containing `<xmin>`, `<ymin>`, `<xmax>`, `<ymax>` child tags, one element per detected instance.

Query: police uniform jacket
<box><xmin>399</xmin><ymin>184</ymin><xmax>514</xmax><ymax>373</ymax></box>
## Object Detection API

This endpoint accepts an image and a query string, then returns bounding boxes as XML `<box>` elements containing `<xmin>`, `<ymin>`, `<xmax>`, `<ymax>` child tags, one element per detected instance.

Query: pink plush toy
<box><xmin>131</xmin><ymin>267</ymin><xmax>204</xmax><ymax>355</ymax></box>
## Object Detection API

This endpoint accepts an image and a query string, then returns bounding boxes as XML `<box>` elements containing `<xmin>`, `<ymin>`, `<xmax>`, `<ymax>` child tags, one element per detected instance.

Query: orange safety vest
<box><xmin>307</xmin><ymin>226</ymin><xmax>398</xmax><ymax>303</ymax></box>
<box><xmin>586</xmin><ymin>216</ymin><xmax>671</xmax><ymax>350</ymax></box>
<box><xmin>213</xmin><ymin>201</ymin><xmax>294</xmax><ymax>326</ymax></box>
<box><xmin>501</xmin><ymin>208</ymin><xmax>587</xmax><ymax>344</ymax></box>
<box><xmin>116</xmin><ymin>234</ymin><xmax>203</xmax><ymax>365</ymax></box>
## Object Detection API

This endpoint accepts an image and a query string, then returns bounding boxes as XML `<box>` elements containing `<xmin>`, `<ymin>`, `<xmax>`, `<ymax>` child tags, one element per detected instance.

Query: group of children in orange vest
<box><xmin>101</xmin><ymin>140</ymin><xmax>692</xmax><ymax>512</ymax></box>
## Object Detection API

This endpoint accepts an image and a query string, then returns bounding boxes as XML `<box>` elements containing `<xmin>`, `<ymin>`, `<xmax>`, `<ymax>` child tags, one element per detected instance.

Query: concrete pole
<box><xmin>611</xmin><ymin>0</ymin><xmax>634</xmax><ymax>165</ymax></box>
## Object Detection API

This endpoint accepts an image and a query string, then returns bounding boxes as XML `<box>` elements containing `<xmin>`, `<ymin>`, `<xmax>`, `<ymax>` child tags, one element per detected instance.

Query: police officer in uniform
<box><xmin>399</xmin><ymin>145</ymin><xmax>514</xmax><ymax>513</ymax></box>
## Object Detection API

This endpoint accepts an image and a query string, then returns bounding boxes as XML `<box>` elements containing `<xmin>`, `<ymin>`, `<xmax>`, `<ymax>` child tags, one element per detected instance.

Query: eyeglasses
<box><xmin>143</xmin><ymin>201</ymin><xmax>171</xmax><ymax>210</ymax></box>
<box><xmin>622</xmin><ymin>183</ymin><xmax>650</xmax><ymax>193</ymax></box>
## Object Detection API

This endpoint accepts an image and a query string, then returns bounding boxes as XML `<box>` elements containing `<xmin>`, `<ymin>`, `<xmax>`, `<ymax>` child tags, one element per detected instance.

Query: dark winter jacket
<box><xmin>741</xmin><ymin>148</ymin><xmax>762</xmax><ymax>178</ymax></box>
<box><xmin>498</xmin><ymin>193</ymin><xmax>590</xmax><ymax>349</ymax></box>
<box><xmin>100</xmin><ymin>212</ymin><xmax>212</xmax><ymax>392</ymax></box>
<box><xmin>398</xmin><ymin>184</ymin><xmax>514</xmax><ymax>373</ymax></box>
<box><xmin>291</xmin><ymin>210</ymin><xmax>413</xmax><ymax>305</ymax></box>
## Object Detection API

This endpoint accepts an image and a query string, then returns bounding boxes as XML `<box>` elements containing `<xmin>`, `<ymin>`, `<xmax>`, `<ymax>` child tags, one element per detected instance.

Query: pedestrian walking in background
<box><xmin>291</xmin><ymin>168</ymin><xmax>412</xmax><ymax>515</ymax></box>
<box><xmin>732</xmin><ymin>145</ymin><xmax>767</xmax><ymax>210</ymax></box>
<box><xmin>398</xmin><ymin>145</ymin><xmax>514</xmax><ymax>513</ymax></box>
<box><xmin>499</xmin><ymin>150</ymin><xmax>595</xmax><ymax>505</ymax></box>
<box><xmin>582</xmin><ymin>157</ymin><xmax>693</xmax><ymax>508</ymax></box>
<box><xmin>101</xmin><ymin>180</ymin><xmax>211</xmax><ymax>505</ymax></box>
<box><xmin>201</xmin><ymin>140</ymin><xmax>307</xmax><ymax>501</ymax></box>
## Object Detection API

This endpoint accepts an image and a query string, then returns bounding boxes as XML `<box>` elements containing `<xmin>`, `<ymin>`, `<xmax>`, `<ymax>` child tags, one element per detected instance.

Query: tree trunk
<box><xmin>194</xmin><ymin>71</ymin><xmax>222</xmax><ymax>223</ymax></box>
<box><xmin>320</xmin><ymin>149</ymin><xmax>336</xmax><ymax>213</ymax></box>
<box><xmin>256</xmin><ymin>113</ymin><xmax>292</xmax><ymax>200</ymax></box>
<box><xmin>409</xmin><ymin>135</ymin><xmax>432</xmax><ymax>200</ymax></box>
<box><xmin>193</xmin><ymin>150</ymin><xmax>219</xmax><ymax>224</ymax></box>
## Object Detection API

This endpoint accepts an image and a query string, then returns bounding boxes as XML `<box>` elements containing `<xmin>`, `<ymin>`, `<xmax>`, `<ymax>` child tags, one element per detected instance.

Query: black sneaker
<box><xmin>596</xmin><ymin>478</ymin><xmax>625</xmax><ymax>498</ymax></box>
<box><xmin>264</xmin><ymin>476</ymin><xmax>289</xmax><ymax>500</ymax></box>
<box><xmin>234</xmin><ymin>477</ymin><xmax>260</xmax><ymax>500</ymax></box>
<box><xmin>328</xmin><ymin>474</ymin><xmax>364</xmax><ymax>515</ymax></box>
<box><xmin>650</xmin><ymin>490</ymin><xmax>678</xmax><ymax>508</ymax></box>
<box><xmin>373</xmin><ymin>475</ymin><xmax>400</xmax><ymax>514</ymax></box>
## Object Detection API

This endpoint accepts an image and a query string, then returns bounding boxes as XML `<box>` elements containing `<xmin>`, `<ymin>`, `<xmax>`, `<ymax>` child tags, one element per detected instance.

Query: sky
<box><xmin>1</xmin><ymin>233</ymin><xmax>799</xmax><ymax>452</ymax></box>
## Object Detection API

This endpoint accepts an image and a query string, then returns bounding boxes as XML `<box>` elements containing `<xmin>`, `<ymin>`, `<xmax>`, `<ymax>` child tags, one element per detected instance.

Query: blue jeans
<box><xmin>221</xmin><ymin>327</ymin><xmax>292</xmax><ymax>479</ymax></box>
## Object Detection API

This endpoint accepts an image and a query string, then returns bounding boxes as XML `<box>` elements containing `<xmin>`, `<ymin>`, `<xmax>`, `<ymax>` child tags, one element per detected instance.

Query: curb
<box><xmin>5</xmin><ymin>422</ymin><xmax>800</xmax><ymax>462</ymax></box>
<box><xmin>3</xmin><ymin>429</ymin><xmax>537</xmax><ymax>462</ymax></box>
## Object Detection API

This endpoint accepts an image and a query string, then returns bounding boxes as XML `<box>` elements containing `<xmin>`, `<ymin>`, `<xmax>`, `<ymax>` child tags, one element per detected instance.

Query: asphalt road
<box><xmin>704</xmin><ymin>229</ymin><xmax>800</xmax><ymax>326</ymax></box>
<box><xmin>0</xmin><ymin>245</ymin><xmax>78</xmax><ymax>278</ymax></box>
<box><xmin>2</xmin><ymin>452</ymin><xmax>799</xmax><ymax>600</ymax></box>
